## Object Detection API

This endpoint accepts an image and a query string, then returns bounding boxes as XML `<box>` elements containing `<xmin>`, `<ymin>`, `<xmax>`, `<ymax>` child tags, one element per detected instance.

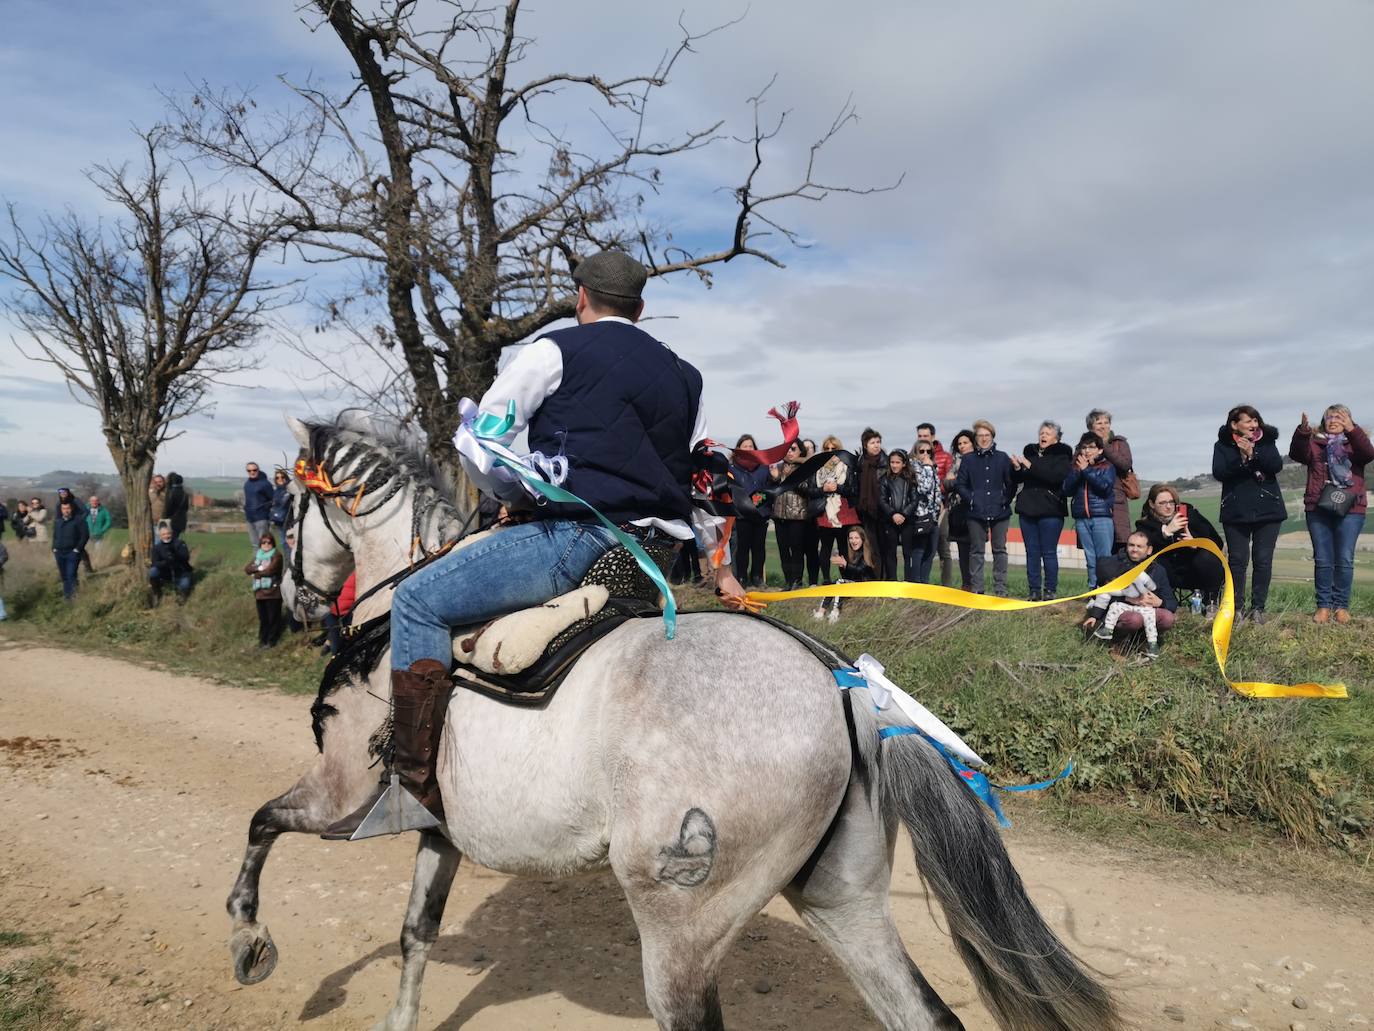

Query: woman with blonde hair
<box><xmin>803</xmin><ymin>435</ymin><xmax>860</xmax><ymax>584</ymax></box>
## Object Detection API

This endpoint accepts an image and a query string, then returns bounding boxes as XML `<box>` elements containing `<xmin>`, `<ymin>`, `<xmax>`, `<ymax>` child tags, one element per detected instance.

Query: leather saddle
<box><xmin>445</xmin><ymin>535</ymin><xmax>677</xmax><ymax>707</ymax></box>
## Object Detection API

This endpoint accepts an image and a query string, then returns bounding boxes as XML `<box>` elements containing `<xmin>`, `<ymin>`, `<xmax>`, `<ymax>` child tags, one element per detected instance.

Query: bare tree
<box><xmin>0</xmin><ymin>127</ymin><xmax>286</xmax><ymax>578</ymax></box>
<box><xmin>173</xmin><ymin>0</ymin><xmax>895</xmax><ymax>492</ymax></box>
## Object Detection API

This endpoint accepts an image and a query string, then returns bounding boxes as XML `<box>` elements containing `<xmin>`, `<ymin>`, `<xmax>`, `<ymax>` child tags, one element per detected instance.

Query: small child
<box><xmin>815</xmin><ymin>526</ymin><xmax>876</xmax><ymax>624</ymax></box>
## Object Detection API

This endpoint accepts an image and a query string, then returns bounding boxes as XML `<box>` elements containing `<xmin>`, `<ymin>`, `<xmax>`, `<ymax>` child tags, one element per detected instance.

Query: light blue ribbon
<box><xmin>467</xmin><ymin>402</ymin><xmax>678</xmax><ymax>640</ymax></box>
<box><xmin>878</xmin><ymin>724</ymin><xmax>1074</xmax><ymax>828</ymax></box>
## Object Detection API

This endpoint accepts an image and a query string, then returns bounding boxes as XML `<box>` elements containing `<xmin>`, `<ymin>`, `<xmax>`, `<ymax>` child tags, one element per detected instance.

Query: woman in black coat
<box><xmin>1011</xmin><ymin>420</ymin><xmax>1072</xmax><ymax>601</ymax></box>
<box><xmin>1135</xmin><ymin>483</ymin><xmax>1225</xmax><ymax>615</ymax></box>
<box><xmin>1212</xmin><ymin>404</ymin><xmax>1287</xmax><ymax>623</ymax></box>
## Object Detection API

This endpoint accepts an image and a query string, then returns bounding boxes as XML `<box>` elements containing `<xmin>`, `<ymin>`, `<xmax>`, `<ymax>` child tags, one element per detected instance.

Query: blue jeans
<box><xmin>54</xmin><ymin>549</ymin><xmax>81</xmax><ymax>600</ymax></box>
<box><xmin>1075</xmin><ymin>516</ymin><xmax>1115</xmax><ymax>590</ymax></box>
<box><xmin>908</xmin><ymin>531</ymin><xmax>936</xmax><ymax>583</ymax></box>
<box><xmin>1307</xmin><ymin>509</ymin><xmax>1365</xmax><ymax>609</ymax></box>
<box><xmin>390</xmin><ymin>520</ymin><xmax>619</xmax><ymax>670</ymax></box>
<box><xmin>148</xmin><ymin>567</ymin><xmax>193</xmax><ymax>595</ymax></box>
<box><xmin>1020</xmin><ymin>515</ymin><xmax>1065</xmax><ymax>595</ymax></box>
<box><xmin>246</xmin><ymin>518</ymin><xmax>271</xmax><ymax>546</ymax></box>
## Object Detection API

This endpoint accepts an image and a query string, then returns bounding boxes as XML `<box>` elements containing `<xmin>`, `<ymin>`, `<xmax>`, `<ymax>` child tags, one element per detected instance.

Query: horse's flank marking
<box><xmin>654</xmin><ymin>808</ymin><xmax>717</xmax><ymax>888</ymax></box>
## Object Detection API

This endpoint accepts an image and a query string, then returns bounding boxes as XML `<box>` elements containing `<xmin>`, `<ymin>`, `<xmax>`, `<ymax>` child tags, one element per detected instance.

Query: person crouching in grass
<box><xmin>1081</xmin><ymin>530</ymin><xmax>1177</xmax><ymax>660</ymax></box>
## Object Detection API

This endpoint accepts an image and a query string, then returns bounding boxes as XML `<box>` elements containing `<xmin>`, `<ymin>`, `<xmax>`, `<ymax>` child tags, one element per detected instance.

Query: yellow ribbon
<box><xmin>746</xmin><ymin>537</ymin><xmax>1347</xmax><ymax>700</ymax></box>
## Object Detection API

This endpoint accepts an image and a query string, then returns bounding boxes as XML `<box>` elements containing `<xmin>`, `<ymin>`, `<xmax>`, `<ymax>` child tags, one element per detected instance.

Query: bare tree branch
<box><xmin>171</xmin><ymin>0</ymin><xmax>897</xmax><ymax>491</ymax></box>
<box><xmin>0</xmin><ymin>126</ymin><xmax>291</xmax><ymax>579</ymax></box>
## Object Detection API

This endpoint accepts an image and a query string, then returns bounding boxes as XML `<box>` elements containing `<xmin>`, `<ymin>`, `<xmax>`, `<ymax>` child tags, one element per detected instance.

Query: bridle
<box><xmin>289</xmin><ymin>487</ymin><xmax>353</xmax><ymax>608</ymax></box>
<box><xmin>289</xmin><ymin>447</ymin><xmax>478</xmax><ymax>613</ymax></box>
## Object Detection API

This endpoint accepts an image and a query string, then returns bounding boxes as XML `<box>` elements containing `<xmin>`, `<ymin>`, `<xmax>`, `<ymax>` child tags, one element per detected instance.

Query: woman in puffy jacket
<box><xmin>954</xmin><ymin>420</ymin><xmax>1015</xmax><ymax>596</ymax></box>
<box><xmin>878</xmin><ymin>449</ymin><xmax>920</xmax><ymax>581</ymax></box>
<box><xmin>1011</xmin><ymin>420</ymin><xmax>1073</xmax><ymax>601</ymax></box>
<box><xmin>1289</xmin><ymin>405</ymin><xmax>1373</xmax><ymax>624</ymax></box>
<box><xmin>1062</xmin><ymin>432</ymin><xmax>1117</xmax><ymax>590</ymax></box>
<box><xmin>1213</xmin><ymin>404</ymin><xmax>1287</xmax><ymax>625</ymax></box>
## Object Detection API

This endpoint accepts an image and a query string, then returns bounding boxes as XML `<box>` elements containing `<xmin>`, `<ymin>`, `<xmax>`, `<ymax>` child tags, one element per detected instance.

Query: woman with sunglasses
<box><xmin>907</xmin><ymin>441</ymin><xmax>944</xmax><ymax>583</ymax></box>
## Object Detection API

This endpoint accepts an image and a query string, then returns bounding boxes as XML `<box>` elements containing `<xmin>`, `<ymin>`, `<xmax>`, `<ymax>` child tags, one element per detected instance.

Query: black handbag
<box><xmin>1317</xmin><ymin>482</ymin><xmax>1358</xmax><ymax>517</ymax></box>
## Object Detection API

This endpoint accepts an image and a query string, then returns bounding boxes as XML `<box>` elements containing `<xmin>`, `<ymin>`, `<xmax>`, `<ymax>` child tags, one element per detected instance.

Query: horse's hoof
<box><xmin>230</xmin><ymin>924</ymin><xmax>278</xmax><ymax>985</ymax></box>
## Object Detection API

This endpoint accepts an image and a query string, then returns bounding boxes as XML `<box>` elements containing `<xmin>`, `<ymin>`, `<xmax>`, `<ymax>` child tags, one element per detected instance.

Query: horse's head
<box><xmin>285</xmin><ymin>415</ymin><xmax>356</xmax><ymax>617</ymax></box>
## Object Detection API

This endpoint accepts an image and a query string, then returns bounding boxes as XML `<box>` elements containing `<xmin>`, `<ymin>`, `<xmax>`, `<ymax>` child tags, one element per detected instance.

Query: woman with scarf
<box><xmin>769</xmin><ymin>440</ymin><xmax>811</xmax><ymax>590</ymax></box>
<box><xmin>245</xmin><ymin>530</ymin><xmax>285</xmax><ymax>648</ymax></box>
<box><xmin>855</xmin><ymin>428</ymin><xmax>887</xmax><ymax>557</ymax></box>
<box><xmin>943</xmin><ymin>430</ymin><xmax>975</xmax><ymax>591</ymax></box>
<box><xmin>1213</xmin><ymin>404</ymin><xmax>1287</xmax><ymax>624</ymax></box>
<box><xmin>802</xmin><ymin>436</ymin><xmax>860</xmax><ymax>584</ymax></box>
<box><xmin>729</xmin><ymin>433</ymin><xmax>771</xmax><ymax>588</ymax></box>
<box><xmin>1290</xmin><ymin>405</ymin><xmax>1373</xmax><ymax>624</ymax></box>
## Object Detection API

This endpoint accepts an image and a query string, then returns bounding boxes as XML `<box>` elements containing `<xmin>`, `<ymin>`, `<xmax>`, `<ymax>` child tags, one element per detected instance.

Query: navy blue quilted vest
<box><xmin>528</xmin><ymin>320</ymin><xmax>701</xmax><ymax>525</ymax></box>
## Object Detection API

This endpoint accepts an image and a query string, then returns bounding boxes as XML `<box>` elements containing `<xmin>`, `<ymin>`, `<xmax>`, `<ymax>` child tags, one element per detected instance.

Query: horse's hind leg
<box><xmin>227</xmin><ymin>785</ymin><xmax>340</xmax><ymax>986</ymax></box>
<box><xmin>372</xmin><ymin>831</ymin><xmax>462</xmax><ymax>1031</ymax></box>
<box><xmin>783</xmin><ymin>780</ymin><xmax>964</xmax><ymax>1031</ymax></box>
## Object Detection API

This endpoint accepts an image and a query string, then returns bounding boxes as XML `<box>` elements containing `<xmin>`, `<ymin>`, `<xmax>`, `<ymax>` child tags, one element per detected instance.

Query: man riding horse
<box><xmin>323</xmin><ymin>250</ymin><xmax>748</xmax><ymax>841</ymax></box>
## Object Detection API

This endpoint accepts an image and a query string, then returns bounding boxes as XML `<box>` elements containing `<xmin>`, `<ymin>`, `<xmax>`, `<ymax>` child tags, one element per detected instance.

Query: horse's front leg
<box><xmin>374</xmin><ymin>831</ymin><xmax>463</xmax><ymax>1031</ymax></box>
<box><xmin>227</xmin><ymin>788</ymin><xmax>335</xmax><ymax>985</ymax></box>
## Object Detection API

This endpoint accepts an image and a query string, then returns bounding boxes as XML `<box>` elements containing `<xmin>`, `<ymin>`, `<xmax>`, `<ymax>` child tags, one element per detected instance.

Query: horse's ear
<box><xmin>285</xmin><ymin>415</ymin><xmax>312</xmax><ymax>450</ymax></box>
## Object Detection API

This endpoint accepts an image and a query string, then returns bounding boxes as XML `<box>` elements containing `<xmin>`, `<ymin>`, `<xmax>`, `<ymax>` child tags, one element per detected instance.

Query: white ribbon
<box><xmin>856</xmin><ymin>653</ymin><xmax>985</xmax><ymax>767</ymax></box>
<box><xmin>454</xmin><ymin>398</ymin><xmax>568</xmax><ymax>502</ymax></box>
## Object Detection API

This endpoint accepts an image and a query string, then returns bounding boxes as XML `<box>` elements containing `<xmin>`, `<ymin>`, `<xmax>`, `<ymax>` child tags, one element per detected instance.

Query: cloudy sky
<box><xmin>2</xmin><ymin>0</ymin><xmax>1372</xmax><ymax>480</ymax></box>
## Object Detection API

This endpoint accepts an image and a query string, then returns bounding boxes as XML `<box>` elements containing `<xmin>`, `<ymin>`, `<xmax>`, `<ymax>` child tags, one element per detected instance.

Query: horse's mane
<box><xmin>301</xmin><ymin>409</ymin><xmax>470</xmax><ymax>547</ymax></box>
<box><xmin>305</xmin><ymin>409</ymin><xmax>457</xmax><ymax>497</ymax></box>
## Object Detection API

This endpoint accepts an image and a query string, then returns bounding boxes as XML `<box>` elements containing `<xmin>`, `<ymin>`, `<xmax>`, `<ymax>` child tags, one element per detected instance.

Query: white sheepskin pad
<box><xmin>453</xmin><ymin>584</ymin><xmax>610</xmax><ymax>675</ymax></box>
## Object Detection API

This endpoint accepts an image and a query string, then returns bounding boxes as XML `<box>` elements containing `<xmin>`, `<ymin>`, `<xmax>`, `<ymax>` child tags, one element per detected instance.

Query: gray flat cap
<box><xmin>572</xmin><ymin>250</ymin><xmax>647</xmax><ymax>300</ymax></box>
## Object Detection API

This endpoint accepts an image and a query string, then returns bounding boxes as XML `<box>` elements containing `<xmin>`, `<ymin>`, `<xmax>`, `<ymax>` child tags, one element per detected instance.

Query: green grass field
<box><xmin>4</xmin><ymin>521</ymin><xmax>1370</xmax><ymax>861</ymax></box>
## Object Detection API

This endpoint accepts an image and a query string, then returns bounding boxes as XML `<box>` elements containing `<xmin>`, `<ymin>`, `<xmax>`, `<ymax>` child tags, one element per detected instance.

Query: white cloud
<box><xmin>3</xmin><ymin>0</ymin><xmax>1374</xmax><ymax>483</ymax></box>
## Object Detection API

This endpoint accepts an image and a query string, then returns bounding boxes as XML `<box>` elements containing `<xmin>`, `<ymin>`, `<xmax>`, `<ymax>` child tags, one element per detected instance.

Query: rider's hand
<box><xmin>714</xmin><ymin>569</ymin><xmax>761</xmax><ymax>612</ymax></box>
<box><xmin>1299</xmin><ymin>411</ymin><xmax>1310</xmax><ymax>433</ymax></box>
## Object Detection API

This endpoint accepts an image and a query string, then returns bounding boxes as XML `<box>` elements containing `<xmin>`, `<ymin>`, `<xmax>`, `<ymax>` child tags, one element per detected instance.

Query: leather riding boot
<box><xmin>320</xmin><ymin>659</ymin><xmax>453</xmax><ymax>840</ymax></box>
<box><xmin>391</xmin><ymin>659</ymin><xmax>455</xmax><ymax>819</ymax></box>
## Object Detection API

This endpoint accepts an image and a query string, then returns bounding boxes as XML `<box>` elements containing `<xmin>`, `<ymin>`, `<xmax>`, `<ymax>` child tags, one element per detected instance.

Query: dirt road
<box><xmin>1</xmin><ymin>640</ymin><xmax>1370</xmax><ymax>1030</ymax></box>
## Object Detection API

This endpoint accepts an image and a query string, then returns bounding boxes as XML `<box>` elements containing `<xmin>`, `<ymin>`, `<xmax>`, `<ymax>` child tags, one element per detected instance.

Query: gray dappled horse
<box><xmin>226</xmin><ymin>413</ymin><xmax>1118</xmax><ymax>1031</ymax></box>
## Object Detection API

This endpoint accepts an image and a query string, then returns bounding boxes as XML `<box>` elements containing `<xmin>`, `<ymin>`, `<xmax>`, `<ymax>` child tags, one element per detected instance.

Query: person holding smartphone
<box><xmin>1290</xmin><ymin>405</ymin><xmax>1373</xmax><ymax>624</ymax></box>
<box><xmin>1135</xmin><ymin>484</ymin><xmax>1225</xmax><ymax>616</ymax></box>
<box><xmin>1213</xmin><ymin>404</ymin><xmax>1287</xmax><ymax>625</ymax></box>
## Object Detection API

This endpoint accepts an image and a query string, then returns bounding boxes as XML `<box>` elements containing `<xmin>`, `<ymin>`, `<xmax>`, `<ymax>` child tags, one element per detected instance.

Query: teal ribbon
<box><xmin>470</xmin><ymin>407</ymin><xmax>678</xmax><ymax>640</ymax></box>
<box><xmin>472</xmin><ymin>400</ymin><xmax>517</xmax><ymax>439</ymax></box>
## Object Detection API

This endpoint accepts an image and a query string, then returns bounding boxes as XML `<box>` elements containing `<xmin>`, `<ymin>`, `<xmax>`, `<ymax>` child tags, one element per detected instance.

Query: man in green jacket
<box><xmin>86</xmin><ymin>495</ymin><xmax>113</xmax><ymax>569</ymax></box>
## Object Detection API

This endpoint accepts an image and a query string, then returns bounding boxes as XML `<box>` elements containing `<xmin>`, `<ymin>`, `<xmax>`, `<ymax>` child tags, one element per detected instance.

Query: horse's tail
<box><xmin>875</xmin><ymin>731</ymin><xmax>1120</xmax><ymax>1031</ymax></box>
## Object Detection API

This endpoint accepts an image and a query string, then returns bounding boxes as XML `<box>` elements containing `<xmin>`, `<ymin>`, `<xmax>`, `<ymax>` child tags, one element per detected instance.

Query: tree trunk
<box><xmin>116</xmin><ymin>454</ymin><xmax>156</xmax><ymax>586</ymax></box>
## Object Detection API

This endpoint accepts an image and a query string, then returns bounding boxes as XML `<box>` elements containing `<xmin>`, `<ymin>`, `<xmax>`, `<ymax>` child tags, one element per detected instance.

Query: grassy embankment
<box><xmin>0</xmin><ymin>529</ymin><xmax>323</xmax><ymax>696</ymax></box>
<box><xmin>2</xmin><ymin>527</ymin><xmax>1370</xmax><ymax>863</ymax></box>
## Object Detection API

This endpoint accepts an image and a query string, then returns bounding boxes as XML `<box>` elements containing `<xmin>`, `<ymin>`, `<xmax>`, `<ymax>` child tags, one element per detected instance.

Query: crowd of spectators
<box><xmin>720</xmin><ymin>403</ymin><xmax>1370</xmax><ymax>656</ymax></box>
